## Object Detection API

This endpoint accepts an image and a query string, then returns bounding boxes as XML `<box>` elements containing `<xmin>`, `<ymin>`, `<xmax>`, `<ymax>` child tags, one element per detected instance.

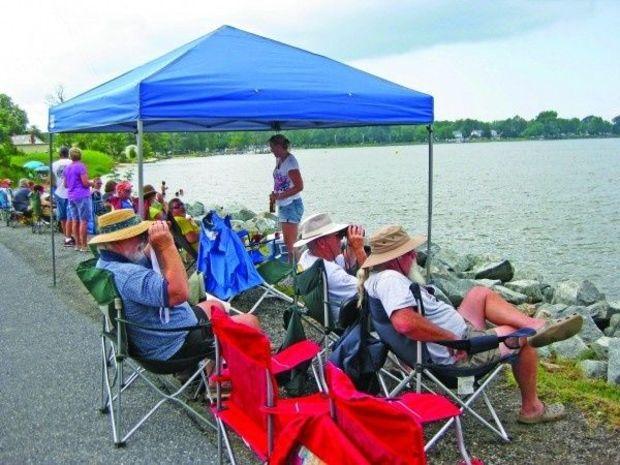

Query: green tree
<box><xmin>0</xmin><ymin>94</ymin><xmax>29</xmax><ymax>166</ymax></box>
<box><xmin>612</xmin><ymin>115</ymin><xmax>620</xmax><ymax>135</ymax></box>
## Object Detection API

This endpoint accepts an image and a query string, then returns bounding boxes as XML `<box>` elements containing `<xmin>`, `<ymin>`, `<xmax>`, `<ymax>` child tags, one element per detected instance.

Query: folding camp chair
<box><xmin>198</xmin><ymin>211</ymin><xmax>294</xmax><ymax>314</ymax></box>
<box><xmin>169</xmin><ymin>216</ymin><xmax>198</xmax><ymax>271</ymax></box>
<box><xmin>324</xmin><ymin>362</ymin><xmax>484</xmax><ymax>465</ymax></box>
<box><xmin>209</xmin><ymin>307</ymin><xmax>327</xmax><ymax>465</ymax></box>
<box><xmin>369</xmin><ymin>283</ymin><xmax>535</xmax><ymax>448</ymax></box>
<box><xmin>293</xmin><ymin>258</ymin><xmax>343</xmax><ymax>347</ymax></box>
<box><xmin>76</xmin><ymin>258</ymin><xmax>216</xmax><ymax>447</ymax></box>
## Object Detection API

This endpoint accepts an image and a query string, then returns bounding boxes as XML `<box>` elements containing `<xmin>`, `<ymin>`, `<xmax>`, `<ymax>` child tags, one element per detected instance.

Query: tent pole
<box><xmin>136</xmin><ymin>120</ymin><xmax>144</xmax><ymax>216</ymax></box>
<box><xmin>426</xmin><ymin>125</ymin><xmax>433</xmax><ymax>280</ymax></box>
<box><xmin>49</xmin><ymin>133</ymin><xmax>56</xmax><ymax>287</ymax></box>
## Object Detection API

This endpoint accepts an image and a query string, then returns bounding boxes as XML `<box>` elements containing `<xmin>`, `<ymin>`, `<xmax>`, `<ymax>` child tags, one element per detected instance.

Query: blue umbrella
<box><xmin>33</xmin><ymin>165</ymin><xmax>50</xmax><ymax>173</ymax></box>
<box><xmin>23</xmin><ymin>160</ymin><xmax>45</xmax><ymax>170</ymax></box>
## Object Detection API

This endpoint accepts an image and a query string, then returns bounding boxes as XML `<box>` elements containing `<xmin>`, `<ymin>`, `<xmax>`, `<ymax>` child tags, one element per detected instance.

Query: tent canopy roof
<box><xmin>49</xmin><ymin>25</ymin><xmax>433</xmax><ymax>133</ymax></box>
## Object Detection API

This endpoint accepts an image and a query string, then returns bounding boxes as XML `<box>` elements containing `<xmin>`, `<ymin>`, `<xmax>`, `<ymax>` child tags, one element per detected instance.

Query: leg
<box><xmin>281</xmin><ymin>221</ymin><xmax>298</xmax><ymax>263</ymax></box>
<box><xmin>79</xmin><ymin>220</ymin><xmax>88</xmax><ymax>249</ymax></box>
<box><xmin>512</xmin><ymin>344</ymin><xmax>544</xmax><ymax>418</ymax></box>
<box><xmin>458</xmin><ymin>286</ymin><xmax>545</xmax><ymax>331</ymax></box>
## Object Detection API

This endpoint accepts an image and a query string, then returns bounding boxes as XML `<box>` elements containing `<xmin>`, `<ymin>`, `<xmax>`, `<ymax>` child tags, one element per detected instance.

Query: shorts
<box><xmin>68</xmin><ymin>196</ymin><xmax>92</xmax><ymax>222</ymax></box>
<box><xmin>54</xmin><ymin>195</ymin><xmax>68</xmax><ymax>221</ymax></box>
<box><xmin>454</xmin><ymin>323</ymin><xmax>501</xmax><ymax>368</ymax></box>
<box><xmin>169</xmin><ymin>306</ymin><xmax>215</xmax><ymax>361</ymax></box>
<box><xmin>277</xmin><ymin>197</ymin><xmax>304</xmax><ymax>224</ymax></box>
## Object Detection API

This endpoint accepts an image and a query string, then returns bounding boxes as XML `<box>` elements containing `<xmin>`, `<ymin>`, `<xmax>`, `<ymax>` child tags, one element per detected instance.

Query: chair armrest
<box><xmin>434</xmin><ymin>328</ymin><xmax>535</xmax><ymax>355</ymax></box>
<box><xmin>116</xmin><ymin>318</ymin><xmax>211</xmax><ymax>333</ymax></box>
<box><xmin>271</xmin><ymin>340</ymin><xmax>320</xmax><ymax>375</ymax></box>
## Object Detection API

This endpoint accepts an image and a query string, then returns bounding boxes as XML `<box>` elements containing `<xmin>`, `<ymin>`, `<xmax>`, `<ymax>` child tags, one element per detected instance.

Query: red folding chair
<box><xmin>270</xmin><ymin>413</ymin><xmax>372</xmax><ymax>465</ymax></box>
<box><xmin>325</xmin><ymin>363</ymin><xmax>484</xmax><ymax>465</ymax></box>
<box><xmin>209</xmin><ymin>308</ymin><xmax>329</xmax><ymax>464</ymax></box>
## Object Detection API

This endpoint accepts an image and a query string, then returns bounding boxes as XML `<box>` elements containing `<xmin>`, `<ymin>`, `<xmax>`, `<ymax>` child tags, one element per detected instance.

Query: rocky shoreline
<box><xmin>1</xmin><ymin>223</ymin><xmax>619</xmax><ymax>464</ymax></box>
<box><xmin>416</xmin><ymin>245</ymin><xmax>620</xmax><ymax>385</ymax></box>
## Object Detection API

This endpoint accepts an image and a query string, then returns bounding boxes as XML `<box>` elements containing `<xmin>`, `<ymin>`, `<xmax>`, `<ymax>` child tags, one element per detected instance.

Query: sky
<box><xmin>1</xmin><ymin>0</ymin><xmax>618</xmax><ymax>129</ymax></box>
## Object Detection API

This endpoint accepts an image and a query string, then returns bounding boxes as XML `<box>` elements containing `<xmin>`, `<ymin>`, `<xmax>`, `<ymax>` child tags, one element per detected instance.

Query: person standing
<box><xmin>63</xmin><ymin>147</ymin><xmax>92</xmax><ymax>252</ymax></box>
<box><xmin>51</xmin><ymin>146</ymin><xmax>73</xmax><ymax>246</ymax></box>
<box><xmin>268</xmin><ymin>134</ymin><xmax>304</xmax><ymax>262</ymax></box>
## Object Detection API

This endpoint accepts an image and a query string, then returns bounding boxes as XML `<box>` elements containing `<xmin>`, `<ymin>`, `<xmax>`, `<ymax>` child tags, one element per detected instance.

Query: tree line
<box><xmin>2</xmin><ymin>93</ymin><xmax>619</xmax><ymax>163</ymax></box>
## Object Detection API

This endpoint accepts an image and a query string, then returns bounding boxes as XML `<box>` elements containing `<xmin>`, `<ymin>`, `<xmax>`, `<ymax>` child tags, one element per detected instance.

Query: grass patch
<box><xmin>9</xmin><ymin>150</ymin><xmax>115</xmax><ymax>178</ymax></box>
<box><xmin>507</xmin><ymin>358</ymin><xmax>620</xmax><ymax>428</ymax></box>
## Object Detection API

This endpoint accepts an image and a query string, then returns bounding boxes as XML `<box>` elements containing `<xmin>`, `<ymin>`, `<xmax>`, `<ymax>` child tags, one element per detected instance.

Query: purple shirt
<box><xmin>63</xmin><ymin>161</ymin><xmax>90</xmax><ymax>201</ymax></box>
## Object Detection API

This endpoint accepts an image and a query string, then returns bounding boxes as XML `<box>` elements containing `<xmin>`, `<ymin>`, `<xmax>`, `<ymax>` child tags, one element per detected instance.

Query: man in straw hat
<box><xmin>91</xmin><ymin>209</ymin><xmax>259</xmax><ymax>362</ymax></box>
<box><xmin>359</xmin><ymin>224</ymin><xmax>583</xmax><ymax>424</ymax></box>
<box><xmin>295</xmin><ymin>213</ymin><xmax>367</xmax><ymax>322</ymax></box>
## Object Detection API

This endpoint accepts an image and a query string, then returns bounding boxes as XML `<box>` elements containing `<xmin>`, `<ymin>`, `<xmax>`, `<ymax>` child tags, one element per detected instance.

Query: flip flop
<box><xmin>527</xmin><ymin>314</ymin><xmax>583</xmax><ymax>348</ymax></box>
<box><xmin>517</xmin><ymin>402</ymin><xmax>566</xmax><ymax>424</ymax></box>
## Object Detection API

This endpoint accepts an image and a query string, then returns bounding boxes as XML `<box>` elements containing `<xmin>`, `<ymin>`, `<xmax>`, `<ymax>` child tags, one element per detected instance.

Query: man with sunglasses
<box><xmin>295</xmin><ymin>213</ymin><xmax>367</xmax><ymax>322</ymax></box>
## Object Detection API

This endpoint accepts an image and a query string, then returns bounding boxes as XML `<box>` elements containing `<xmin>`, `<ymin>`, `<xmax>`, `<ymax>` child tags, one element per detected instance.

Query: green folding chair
<box><xmin>76</xmin><ymin>258</ymin><xmax>215</xmax><ymax>447</ymax></box>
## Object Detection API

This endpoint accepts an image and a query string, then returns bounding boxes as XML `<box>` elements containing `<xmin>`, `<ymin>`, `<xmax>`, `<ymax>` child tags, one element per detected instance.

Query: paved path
<box><xmin>0</xmin><ymin>242</ymin><xmax>222</xmax><ymax>465</ymax></box>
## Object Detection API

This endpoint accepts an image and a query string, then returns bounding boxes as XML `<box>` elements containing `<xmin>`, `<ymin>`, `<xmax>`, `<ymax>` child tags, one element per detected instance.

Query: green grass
<box><xmin>507</xmin><ymin>358</ymin><xmax>620</xmax><ymax>428</ymax></box>
<box><xmin>9</xmin><ymin>150</ymin><xmax>115</xmax><ymax>178</ymax></box>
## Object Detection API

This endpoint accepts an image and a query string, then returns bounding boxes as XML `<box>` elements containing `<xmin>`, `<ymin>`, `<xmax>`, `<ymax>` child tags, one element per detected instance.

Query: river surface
<box><xmin>124</xmin><ymin>138</ymin><xmax>620</xmax><ymax>299</ymax></box>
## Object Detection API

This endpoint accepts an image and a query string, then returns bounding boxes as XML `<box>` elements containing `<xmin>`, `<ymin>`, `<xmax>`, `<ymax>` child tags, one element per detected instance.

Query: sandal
<box><xmin>517</xmin><ymin>402</ymin><xmax>566</xmax><ymax>424</ymax></box>
<box><xmin>527</xmin><ymin>314</ymin><xmax>583</xmax><ymax>348</ymax></box>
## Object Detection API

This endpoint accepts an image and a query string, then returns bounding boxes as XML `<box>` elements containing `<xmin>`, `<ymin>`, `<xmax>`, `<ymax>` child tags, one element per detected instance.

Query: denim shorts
<box><xmin>277</xmin><ymin>197</ymin><xmax>304</xmax><ymax>224</ymax></box>
<box><xmin>55</xmin><ymin>195</ymin><xmax>68</xmax><ymax>221</ymax></box>
<box><xmin>68</xmin><ymin>196</ymin><xmax>93</xmax><ymax>222</ymax></box>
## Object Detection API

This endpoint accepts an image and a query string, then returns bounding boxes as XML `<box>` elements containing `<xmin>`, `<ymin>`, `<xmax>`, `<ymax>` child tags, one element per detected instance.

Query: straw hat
<box><xmin>88</xmin><ymin>209</ymin><xmax>152</xmax><ymax>245</ymax></box>
<box><xmin>142</xmin><ymin>184</ymin><xmax>157</xmax><ymax>198</ymax></box>
<box><xmin>293</xmin><ymin>213</ymin><xmax>348</xmax><ymax>248</ymax></box>
<box><xmin>361</xmin><ymin>225</ymin><xmax>426</xmax><ymax>269</ymax></box>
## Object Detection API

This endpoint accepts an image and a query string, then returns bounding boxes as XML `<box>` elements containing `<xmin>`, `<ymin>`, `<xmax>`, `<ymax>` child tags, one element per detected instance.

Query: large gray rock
<box><xmin>551</xmin><ymin>279</ymin><xmax>605</xmax><ymax>306</ymax></box>
<box><xmin>578</xmin><ymin>360</ymin><xmax>608</xmax><ymax>380</ymax></box>
<box><xmin>473</xmin><ymin>259</ymin><xmax>514</xmax><ymax>282</ymax></box>
<box><xmin>504</xmin><ymin>279</ymin><xmax>544</xmax><ymax>303</ymax></box>
<box><xmin>586</xmin><ymin>301</ymin><xmax>613</xmax><ymax>325</ymax></box>
<box><xmin>550</xmin><ymin>336</ymin><xmax>589</xmax><ymax>359</ymax></box>
<box><xmin>541</xmin><ymin>284</ymin><xmax>555</xmax><ymax>303</ymax></box>
<box><xmin>492</xmin><ymin>285</ymin><xmax>528</xmax><ymax>305</ymax></box>
<box><xmin>430</xmin><ymin>276</ymin><xmax>477</xmax><ymax>307</ymax></box>
<box><xmin>605</xmin><ymin>314</ymin><xmax>620</xmax><ymax>337</ymax></box>
<box><xmin>609</xmin><ymin>301</ymin><xmax>620</xmax><ymax>317</ymax></box>
<box><xmin>474</xmin><ymin>278</ymin><xmax>502</xmax><ymax>288</ymax></box>
<box><xmin>535</xmin><ymin>303</ymin><xmax>570</xmax><ymax>319</ymax></box>
<box><xmin>607</xmin><ymin>338</ymin><xmax>620</xmax><ymax>385</ymax></box>
<box><xmin>591</xmin><ymin>336</ymin><xmax>615</xmax><ymax>359</ymax></box>
<box><xmin>432</xmin><ymin>248</ymin><xmax>476</xmax><ymax>274</ymax></box>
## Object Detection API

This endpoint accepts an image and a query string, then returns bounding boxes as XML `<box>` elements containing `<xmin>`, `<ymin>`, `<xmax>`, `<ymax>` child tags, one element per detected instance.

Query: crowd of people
<box><xmin>4</xmin><ymin>136</ymin><xmax>585</xmax><ymax>431</ymax></box>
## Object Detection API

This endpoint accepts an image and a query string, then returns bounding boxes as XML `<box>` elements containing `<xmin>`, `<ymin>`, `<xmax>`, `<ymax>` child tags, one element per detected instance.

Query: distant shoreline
<box><xmin>147</xmin><ymin>134</ymin><xmax>620</xmax><ymax>161</ymax></box>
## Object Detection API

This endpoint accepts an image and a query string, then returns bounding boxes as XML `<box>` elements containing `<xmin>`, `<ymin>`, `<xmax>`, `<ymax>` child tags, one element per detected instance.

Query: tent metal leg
<box><xmin>426</xmin><ymin>125</ymin><xmax>433</xmax><ymax>281</ymax></box>
<box><xmin>48</xmin><ymin>134</ymin><xmax>56</xmax><ymax>287</ymax></box>
<box><xmin>136</xmin><ymin>120</ymin><xmax>144</xmax><ymax>217</ymax></box>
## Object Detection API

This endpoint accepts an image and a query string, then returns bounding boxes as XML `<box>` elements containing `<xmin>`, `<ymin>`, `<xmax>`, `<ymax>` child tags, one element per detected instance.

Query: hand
<box><xmin>449</xmin><ymin>348</ymin><xmax>468</xmax><ymax>363</ymax></box>
<box><xmin>346</xmin><ymin>225</ymin><xmax>365</xmax><ymax>251</ymax></box>
<box><xmin>148</xmin><ymin>221</ymin><xmax>174</xmax><ymax>251</ymax></box>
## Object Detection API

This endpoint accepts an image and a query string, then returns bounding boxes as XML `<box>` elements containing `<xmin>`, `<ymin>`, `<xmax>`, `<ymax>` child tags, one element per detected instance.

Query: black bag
<box><xmin>329</xmin><ymin>299</ymin><xmax>387</xmax><ymax>394</ymax></box>
<box><xmin>276</xmin><ymin>305</ymin><xmax>311</xmax><ymax>396</ymax></box>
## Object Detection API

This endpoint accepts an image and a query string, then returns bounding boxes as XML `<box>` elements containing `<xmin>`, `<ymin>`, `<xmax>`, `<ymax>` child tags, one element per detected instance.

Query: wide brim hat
<box><xmin>362</xmin><ymin>225</ymin><xmax>426</xmax><ymax>269</ymax></box>
<box><xmin>293</xmin><ymin>212</ymin><xmax>348</xmax><ymax>248</ymax></box>
<box><xmin>142</xmin><ymin>184</ymin><xmax>157</xmax><ymax>198</ymax></box>
<box><xmin>89</xmin><ymin>209</ymin><xmax>152</xmax><ymax>245</ymax></box>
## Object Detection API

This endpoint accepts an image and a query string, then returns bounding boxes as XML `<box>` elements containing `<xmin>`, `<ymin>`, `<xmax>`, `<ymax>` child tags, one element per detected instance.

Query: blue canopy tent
<box><xmin>47</xmin><ymin>25</ymin><xmax>435</xmax><ymax>285</ymax></box>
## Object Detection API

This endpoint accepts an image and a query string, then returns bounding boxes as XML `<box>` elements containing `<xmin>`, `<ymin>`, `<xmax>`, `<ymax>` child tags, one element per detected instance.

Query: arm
<box><xmin>391</xmin><ymin>308</ymin><xmax>468</xmax><ymax>362</ymax></box>
<box><xmin>275</xmin><ymin>169</ymin><xmax>304</xmax><ymax>200</ymax></box>
<box><xmin>80</xmin><ymin>172</ymin><xmax>90</xmax><ymax>188</ymax></box>
<box><xmin>148</xmin><ymin>221</ymin><xmax>188</xmax><ymax>306</ymax></box>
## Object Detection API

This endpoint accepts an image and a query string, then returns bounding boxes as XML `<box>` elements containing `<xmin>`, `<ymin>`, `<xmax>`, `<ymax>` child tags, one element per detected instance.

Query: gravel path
<box><xmin>0</xmin><ymin>224</ymin><xmax>618</xmax><ymax>465</ymax></box>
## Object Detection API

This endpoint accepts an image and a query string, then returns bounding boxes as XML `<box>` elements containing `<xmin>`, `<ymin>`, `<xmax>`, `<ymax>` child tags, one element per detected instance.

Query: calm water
<box><xmin>128</xmin><ymin>139</ymin><xmax>620</xmax><ymax>299</ymax></box>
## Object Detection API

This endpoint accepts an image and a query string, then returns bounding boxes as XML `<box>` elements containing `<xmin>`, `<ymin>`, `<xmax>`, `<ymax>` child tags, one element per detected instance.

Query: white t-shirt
<box><xmin>273</xmin><ymin>154</ymin><xmax>301</xmax><ymax>207</ymax></box>
<box><xmin>364</xmin><ymin>270</ymin><xmax>468</xmax><ymax>365</ymax></box>
<box><xmin>52</xmin><ymin>158</ymin><xmax>72</xmax><ymax>199</ymax></box>
<box><xmin>298</xmin><ymin>250</ymin><xmax>357</xmax><ymax>323</ymax></box>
